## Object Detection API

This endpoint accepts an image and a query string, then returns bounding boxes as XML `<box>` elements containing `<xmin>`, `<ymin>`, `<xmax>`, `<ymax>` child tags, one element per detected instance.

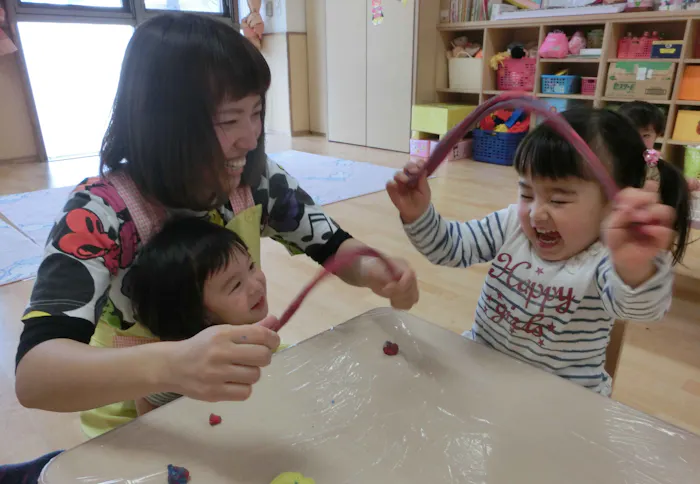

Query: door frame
<box><xmin>4</xmin><ymin>0</ymin><xmax>239</xmax><ymax>162</ymax></box>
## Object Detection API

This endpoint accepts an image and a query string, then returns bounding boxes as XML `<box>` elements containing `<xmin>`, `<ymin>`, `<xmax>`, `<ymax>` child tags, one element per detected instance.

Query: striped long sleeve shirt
<box><xmin>404</xmin><ymin>204</ymin><xmax>674</xmax><ymax>396</ymax></box>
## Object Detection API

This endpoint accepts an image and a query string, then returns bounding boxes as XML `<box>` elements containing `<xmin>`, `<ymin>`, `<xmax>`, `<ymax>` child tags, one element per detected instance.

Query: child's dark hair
<box><xmin>101</xmin><ymin>13</ymin><xmax>271</xmax><ymax>211</ymax></box>
<box><xmin>128</xmin><ymin>218</ymin><xmax>249</xmax><ymax>341</ymax></box>
<box><xmin>514</xmin><ymin>107</ymin><xmax>690</xmax><ymax>264</ymax></box>
<box><xmin>617</xmin><ymin>101</ymin><xmax>666</xmax><ymax>135</ymax></box>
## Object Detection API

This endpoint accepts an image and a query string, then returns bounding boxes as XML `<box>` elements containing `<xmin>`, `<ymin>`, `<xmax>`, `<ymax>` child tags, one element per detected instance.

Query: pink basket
<box><xmin>497</xmin><ymin>58</ymin><xmax>536</xmax><ymax>91</ymax></box>
<box><xmin>617</xmin><ymin>36</ymin><xmax>652</xmax><ymax>59</ymax></box>
<box><xmin>581</xmin><ymin>77</ymin><xmax>597</xmax><ymax>96</ymax></box>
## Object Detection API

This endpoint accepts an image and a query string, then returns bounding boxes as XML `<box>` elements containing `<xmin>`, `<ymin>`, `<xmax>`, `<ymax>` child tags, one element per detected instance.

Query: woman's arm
<box><xmin>16</xmin><ymin>321</ymin><xmax>280</xmax><ymax>412</ymax></box>
<box><xmin>16</xmin><ymin>338</ymin><xmax>173</xmax><ymax>411</ymax></box>
<box><xmin>261</xmin><ymin>160</ymin><xmax>419</xmax><ymax>309</ymax></box>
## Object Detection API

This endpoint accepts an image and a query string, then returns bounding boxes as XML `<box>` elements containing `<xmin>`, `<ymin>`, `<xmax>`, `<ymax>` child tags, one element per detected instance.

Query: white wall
<box><xmin>305</xmin><ymin>0</ymin><xmax>326</xmax><ymax>134</ymax></box>
<box><xmin>240</xmin><ymin>0</ymin><xmax>306</xmax><ymax>34</ymax></box>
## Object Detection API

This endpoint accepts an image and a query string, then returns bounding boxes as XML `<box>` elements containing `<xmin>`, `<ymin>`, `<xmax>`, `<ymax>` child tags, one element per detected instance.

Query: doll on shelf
<box><xmin>241</xmin><ymin>0</ymin><xmax>264</xmax><ymax>50</ymax></box>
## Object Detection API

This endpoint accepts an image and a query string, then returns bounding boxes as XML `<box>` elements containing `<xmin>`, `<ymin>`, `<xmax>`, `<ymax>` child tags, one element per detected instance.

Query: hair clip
<box><xmin>644</xmin><ymin>149</ymin><xmax>660</xmax><ymax>168</ymax></box>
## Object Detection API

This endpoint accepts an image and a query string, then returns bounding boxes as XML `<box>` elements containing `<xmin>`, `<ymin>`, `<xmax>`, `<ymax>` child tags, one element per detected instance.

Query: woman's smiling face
<box><xmin>214</xmin><ymin>95</ymin><xmax>263</xmax><ymax>189</ymax></box>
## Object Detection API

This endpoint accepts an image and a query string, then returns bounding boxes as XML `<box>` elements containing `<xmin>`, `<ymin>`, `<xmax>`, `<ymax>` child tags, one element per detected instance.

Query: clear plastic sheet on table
<box><xmin>41</xmin><ymin>308</ymin><xmax>700</xmax><ymax>483</ymax></box>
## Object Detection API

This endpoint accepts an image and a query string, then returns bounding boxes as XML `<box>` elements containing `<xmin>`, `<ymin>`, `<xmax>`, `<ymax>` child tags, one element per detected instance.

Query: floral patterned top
<box><xmin>18</xmin><ymin>157</ymin><xmax>350</xmax><ymax>360</ymax></box>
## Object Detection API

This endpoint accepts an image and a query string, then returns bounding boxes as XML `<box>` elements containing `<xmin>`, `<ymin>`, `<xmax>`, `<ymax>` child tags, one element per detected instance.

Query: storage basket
<box><xmin>581</xmin><ymin>77</ymin><xmax>597</xmax><ymax>96</ymax></box>
<box><xmin>472</xmin><ymin>129</ymin><xmax>527</xmax><ymax>166</ymax></box>
<box><xmin>496</xmin><ymin>58</ymin><xmax>536</xmax><ymax>91</ymax></box>
<box><xmin>541</xmin><ymin>75</ymin><xmax>581</xmax><ymax>95</ymax></box>
<box><xmin>448</xmin><ymin>58</ymin><xmax>483</xmax><ymax>91</ymax></box>
<box><xmin>617</xmin><ymin>35</ymin><xmax>652</xmax><ymax>59</ymax></box>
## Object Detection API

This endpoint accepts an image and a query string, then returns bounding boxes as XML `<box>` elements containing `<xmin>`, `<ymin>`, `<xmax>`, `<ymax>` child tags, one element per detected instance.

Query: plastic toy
<box><xmin>270</xmin><ymin>472</ymin><xmax>316</xmax><ymax>484</ymax></box>
<box><xmin>383</xmin><ymin>341</ymin><xmax>399</xmax><ymax>356</ymax></box>
<box><xmin>167</xmin><ymin>464</ymin><xmax>190</xmax><ymax>484</ymax></box>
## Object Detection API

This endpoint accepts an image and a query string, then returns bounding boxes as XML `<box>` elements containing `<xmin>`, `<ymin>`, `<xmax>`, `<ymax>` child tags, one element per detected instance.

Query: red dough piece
<box><xmin>383</xmin><ymin>341</ymin><xmax>399</xmax><ymax>356</ymax></box>
<box><xmin>209</xmin><ymin>413</ymin><xmax>222</xmax><ymax>426</ymax></box>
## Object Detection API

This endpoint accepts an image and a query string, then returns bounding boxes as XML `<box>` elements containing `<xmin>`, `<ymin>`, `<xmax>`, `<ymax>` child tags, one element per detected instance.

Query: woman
<box><xmin>14</xmin><ymin>13</ymin><xmax>418</xmax><ymax>438</ymax></box>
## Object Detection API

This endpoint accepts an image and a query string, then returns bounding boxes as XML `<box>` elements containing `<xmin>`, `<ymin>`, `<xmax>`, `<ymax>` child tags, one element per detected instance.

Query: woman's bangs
<box><xmin>514</xmin><ymin>124</ymin><xmax>591</xmax><ymax>181</ymax></box>
<box><xmin>207</xmin><ymin>35</ymin><xmax>271</xmax><ymax>104</ymax></box>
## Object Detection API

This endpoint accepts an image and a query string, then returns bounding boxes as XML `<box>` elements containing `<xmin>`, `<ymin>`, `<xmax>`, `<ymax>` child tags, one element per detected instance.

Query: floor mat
<box><xmin>0</xmin><ymin>153</ymin><xmax>397</xmax><ymax>285</ymax></box>
<box><xmin>0</xmin><ymin>186</ymin><xmax>74</xmax><ymax>246</ymax></box>
<box><xmin>0</xmin><ymin>220</ymin><xmax>42</xmax><ymax>286</ymax></box>
<box><xmin>270</xmin><ymin>150</ymin><xmax>396</xmax><ymax>206</ymax></box>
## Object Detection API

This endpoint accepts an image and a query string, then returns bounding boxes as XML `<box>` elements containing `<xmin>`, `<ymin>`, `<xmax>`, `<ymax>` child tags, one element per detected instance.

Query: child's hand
<box><xmin>386</xmin><ymin>160</ymin><xmax>431</xmax><ymax>224</ymax></box>
<box><xmin>603</xmin><ymin>181</ymin><xmax>676</xmax><ymax>287</ymax></box>
<box><xmin>167</xmin><ymin>324</ymin><xmax>280</xmax><ymax>403</ymax></box>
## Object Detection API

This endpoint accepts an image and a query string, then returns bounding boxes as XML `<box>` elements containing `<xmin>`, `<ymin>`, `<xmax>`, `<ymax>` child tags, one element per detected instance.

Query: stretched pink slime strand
<box><xmin>272</xmin><ymin>94</ymin><xmax>624</xmax><ymax>331</ymax></box>
<box><xmin>416</xmin><ymin>93</ymin><xmax>620</xmax><ymax>201</ymax></box>
<box><xmin>273</xmin><ymin>247</ymin><xmax>400</xmax><ymax>332</ymax></box>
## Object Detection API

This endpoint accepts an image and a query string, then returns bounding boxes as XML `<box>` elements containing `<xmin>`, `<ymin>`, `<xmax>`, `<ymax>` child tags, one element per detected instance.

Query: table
<box><xmin>41</xmin><ymin>308</ymin><xmax>700</xmax><ymax>483</ymax></box>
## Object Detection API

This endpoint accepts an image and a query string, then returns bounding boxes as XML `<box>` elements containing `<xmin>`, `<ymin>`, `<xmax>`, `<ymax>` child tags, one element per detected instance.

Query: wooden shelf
<box><xmin>436</xmin><ymin>9</ymin><xmax>700</xmax><ymax>31</ymax></box>
<box><xmin>436</xmin><ymin>88</ymin><xmax>481</xmax><ymax>95</ymax></box>
<box><xmin>667</xmin><ymin>140</ymin><xmax>700</xmax><ymax>146</ymax></box>
<box><xmin>608</xmin><ymin>58</ymin><xmax>681</xmax><ymax>63</ymax></box>
<box><xmin>601</xmin><ymin>97</ymin><xmax>672</xmax><ymax>105</ymax></box>
<box><xmin>538</xmin><ymin>93</ymin><xmax>596</xmax><ymax>100</ymax></box>
<box><xmin>424</xmin><ymin>10</ymin><xmax>700</xmax><ymax>171</ymax></box>
<box><xmin>540</xmin><ymin>57</ymin><xmax>601</xmax><ymax>63</ymax></box>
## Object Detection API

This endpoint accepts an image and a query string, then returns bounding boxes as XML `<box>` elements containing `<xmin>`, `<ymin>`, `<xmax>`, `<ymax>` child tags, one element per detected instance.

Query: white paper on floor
<box><xmin>0</xmin><ymin>185</ymin><xmax>73</xmax><ymax>246</ymax></box>
<box><xmin>0</xmin><ymin>220</ymin><xmax>42</xmax><ymax>286</ymax></box>
<box><xmin>270</xmin><ymin>150</ymin><xmax>397</xmax><ymax>206</ymax></box>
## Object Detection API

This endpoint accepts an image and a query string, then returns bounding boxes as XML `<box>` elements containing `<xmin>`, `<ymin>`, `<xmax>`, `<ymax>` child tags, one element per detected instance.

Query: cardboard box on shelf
<box><xmin>605</xmin><ymin>61</ymin><xmax>676</xmax><ymax>100</ymax></box>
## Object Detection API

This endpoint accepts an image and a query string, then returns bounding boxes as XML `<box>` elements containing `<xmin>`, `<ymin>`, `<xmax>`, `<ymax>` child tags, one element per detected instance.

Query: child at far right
<box><xmin>387</xmin><ymin>107</ymin><xmax>692</xmax><ymax>397</ymax></box>
<box><xmin>618</xmin><ymin>101</ymin><xmax>700</xmax><ymax>191</ymax></box>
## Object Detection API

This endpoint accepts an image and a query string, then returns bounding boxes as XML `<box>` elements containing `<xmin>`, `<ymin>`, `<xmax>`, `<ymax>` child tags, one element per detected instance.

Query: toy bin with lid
<box><xmin>411</xmin><ymin>104</ymin><xmax>477</xmax><ymax>136</ymax></box>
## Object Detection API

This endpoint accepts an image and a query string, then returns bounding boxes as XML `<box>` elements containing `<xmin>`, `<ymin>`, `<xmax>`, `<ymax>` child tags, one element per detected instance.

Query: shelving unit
<box><xmin>422</xmin><ymin>10</ymin><xmax>700</xmax><ymax>169</ymax></box>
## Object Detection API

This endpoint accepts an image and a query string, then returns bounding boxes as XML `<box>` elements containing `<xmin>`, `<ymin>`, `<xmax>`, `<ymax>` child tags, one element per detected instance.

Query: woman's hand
<box><xmin>135</xmin><ymin>397</ymin><xmax>158</xmax><ymax>417</ymax></box>
<box><xmin>603</xmin><ymin>182</ymin><xmax>676</xmax><ymax>288</ymax></box>
<box><xmin>166</xmin><ymin>323</ymin><xmax>280</xmax><ymax>402</ymax></box>
<box><xmin>361</xmin><ymin>256</ymin><xmax>419</xmax><ymax>310</ymax></box>
<box><xmin>386</xmin><ymin>160</ymin><xmax>431</xmax><ymax>224</ymax></box>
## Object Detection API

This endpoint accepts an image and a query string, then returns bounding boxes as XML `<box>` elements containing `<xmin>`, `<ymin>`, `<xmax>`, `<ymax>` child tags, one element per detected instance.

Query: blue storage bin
<box><xmin>541</xmin><ymin>75</ymin><xmax>581</xmax><ymax>95</ymax></box>
<box><xmin>472</xmin><ymin>129</ymin><xmax>528</xmax><ymax>166</ymax></box>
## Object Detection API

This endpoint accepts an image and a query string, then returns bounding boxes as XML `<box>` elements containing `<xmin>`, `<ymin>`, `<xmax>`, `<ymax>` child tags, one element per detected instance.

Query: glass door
<box><xmin>6</xmin><ymin>0</ymin><xmax>237</xmax><ymax>161</ymax></box>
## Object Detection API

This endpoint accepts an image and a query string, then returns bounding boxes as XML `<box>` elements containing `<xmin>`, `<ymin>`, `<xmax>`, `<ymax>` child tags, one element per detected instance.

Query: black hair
<box><xmin>617</xmin><ymin>101</ymin><xmax>666</xmax><ymax>135</ymax></box>
<box><xmin>101</xmin><ymin>13</ymin><xmax>271</xmax><ymax>211</ymax></box>
<box><xmin>128</xmin><ymin>217</ymin><xmax>249</xmax><ymax>341</ymax></box>
<box><xmin>514</xmin><ymin>107</ymin><xmax>690</xmax><ymax>264</ymax></box>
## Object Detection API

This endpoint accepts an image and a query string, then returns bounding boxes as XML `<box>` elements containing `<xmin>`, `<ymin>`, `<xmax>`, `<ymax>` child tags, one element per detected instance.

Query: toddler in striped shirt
<box><xmin>387</xmin><ymin>107</ymin><xmax>692</xmax><ymax>395</ymax></box>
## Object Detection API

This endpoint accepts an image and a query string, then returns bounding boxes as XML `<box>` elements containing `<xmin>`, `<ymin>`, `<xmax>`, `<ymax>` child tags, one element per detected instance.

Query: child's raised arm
<box><xmin>387</xmin><ymin>161</ymin><xmax>512</xmax><ymax>268</ymax></box>
<box><xmin>595</xmin><ymin>183</ymin><xmax>676</xmax><ymax>321</ymax></box>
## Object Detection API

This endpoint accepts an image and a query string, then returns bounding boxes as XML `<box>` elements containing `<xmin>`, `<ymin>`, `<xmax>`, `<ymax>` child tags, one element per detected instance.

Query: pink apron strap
<box><xmin>229</xmin><ymin>185</ymin><xmax>255</xmax><ymax>213</ymax></box>
<box><xmin>107</xmin><ymin>171</ymin><xmax>168</xmax><ymax>246</ymax></box>
<box><xmin>112</xmin><ymin>335</ymin><xmax>160</xmax><ymax>348</ymax></box>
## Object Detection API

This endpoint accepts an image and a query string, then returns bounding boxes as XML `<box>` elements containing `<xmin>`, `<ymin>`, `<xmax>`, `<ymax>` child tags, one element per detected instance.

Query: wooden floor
<box><xmin>1</xmin><ymin>134</ymin><xmax>700</xmax><ymax>464</ymax></box>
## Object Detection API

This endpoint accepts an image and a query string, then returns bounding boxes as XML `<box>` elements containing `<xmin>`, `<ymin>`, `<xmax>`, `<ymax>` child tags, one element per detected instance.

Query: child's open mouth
<box><xmin>535</xmin><ymin>229</ymin><xmax>561</xmax><ymax>249</ymax></box>
<box><xmin>251</xmin><ymin>296</ymin><xmax>266</xmax><ymax>311</ymax></box>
